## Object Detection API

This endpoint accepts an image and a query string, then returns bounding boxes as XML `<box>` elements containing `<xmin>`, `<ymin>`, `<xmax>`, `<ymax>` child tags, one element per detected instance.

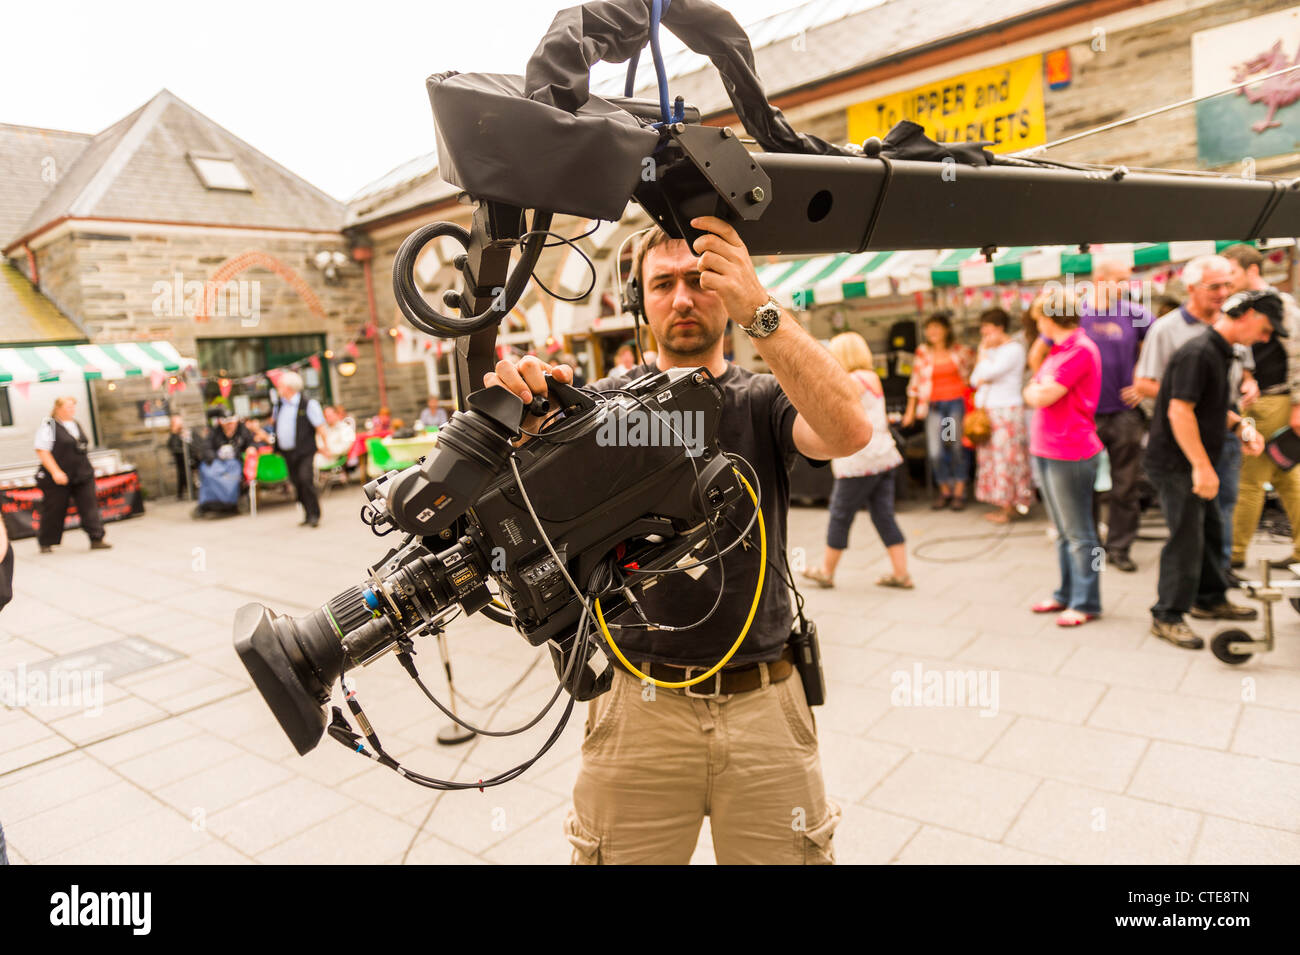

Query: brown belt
<box><xmin>628</xmin><ymin>645</ymin><xmax>796</xmax><ymax>697</ymax></box>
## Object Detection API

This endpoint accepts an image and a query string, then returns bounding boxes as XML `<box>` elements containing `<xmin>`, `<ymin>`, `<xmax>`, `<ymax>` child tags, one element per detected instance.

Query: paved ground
<box><xmin>2</xmin><ymin>484</ymin><xmax>1299</xmax><ymax>865</ymax></box>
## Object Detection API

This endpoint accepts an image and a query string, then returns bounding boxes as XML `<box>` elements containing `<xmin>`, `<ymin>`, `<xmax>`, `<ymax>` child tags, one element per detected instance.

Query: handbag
<box><xmin>963</xmin><ymin>406</ymin><xmax>992</xmax><ymax>445</ymax></box>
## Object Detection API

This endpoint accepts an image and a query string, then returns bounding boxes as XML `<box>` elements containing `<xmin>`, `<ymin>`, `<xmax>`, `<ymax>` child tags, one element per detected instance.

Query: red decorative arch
<box><xmin>196</xmin><ymin>250</ymin><xmax>326</xmax><ymax>322</ymax></box>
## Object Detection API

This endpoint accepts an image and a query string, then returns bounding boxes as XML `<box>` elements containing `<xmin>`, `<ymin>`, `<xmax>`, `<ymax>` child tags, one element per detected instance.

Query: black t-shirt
<box><xmin>1253</xmin><ymin>336</ymin><xmax>1288</xmax><ymax>392</ymax></box>
<box><xmin>588</xmin><ymin>363</ymin><xmax>822</xmax><ymax>666</ymax></box>
<box><xmin>1145</xmin><ymin>327</ymin><xmax>1232</xmax><ymax>473</ymax></box>
<box><xmin>204</xmin><ymin>423</ymin><xmax>256</xmax><ymax>462</ymax></box>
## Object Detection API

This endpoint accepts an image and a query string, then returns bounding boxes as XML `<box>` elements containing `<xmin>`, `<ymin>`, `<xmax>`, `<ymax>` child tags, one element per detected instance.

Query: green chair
<box><xmin>366</xmin><ymin>438</ymin><xmax>416</xmax><ymax>477</ymax></box>
<box><xmin>315</xmin><ymin>453</ymin><xmax>350</xmax><ymax>493</ymax></box>
<box><xmin>249</xmin><ymin>452</ymin><xmax>292</xmax><ymax>517</ymax></box>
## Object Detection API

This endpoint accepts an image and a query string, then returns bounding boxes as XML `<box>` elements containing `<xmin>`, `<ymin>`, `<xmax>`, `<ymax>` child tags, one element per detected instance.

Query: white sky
<box><xmin>2</xmin><ymin>0</ymin><xmax>809</xmax><ymax>202</ymax></box>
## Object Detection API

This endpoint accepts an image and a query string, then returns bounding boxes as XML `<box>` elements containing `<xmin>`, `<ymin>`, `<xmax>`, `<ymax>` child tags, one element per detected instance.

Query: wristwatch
<box><xmin>743</xmin><ymin>297</ymin><xmax>783</xmax><ymax>339</ymax></box>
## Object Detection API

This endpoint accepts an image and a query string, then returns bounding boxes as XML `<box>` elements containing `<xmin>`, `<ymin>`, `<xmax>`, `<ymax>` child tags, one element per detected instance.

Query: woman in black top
<box><xmin>34</xmin><ymin>396</ymin><xmax>110</xmax><ymax>553</ymax></box>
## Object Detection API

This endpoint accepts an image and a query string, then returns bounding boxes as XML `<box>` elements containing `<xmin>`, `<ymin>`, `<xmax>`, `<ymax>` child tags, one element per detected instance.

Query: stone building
<box><xmin>0</xmin><ymin>91</ymin><xmax>426</xmax><ymax>494</ymax></box>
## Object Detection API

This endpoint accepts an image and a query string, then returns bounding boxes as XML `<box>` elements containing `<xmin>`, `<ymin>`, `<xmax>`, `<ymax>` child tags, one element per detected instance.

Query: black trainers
<box><xmin>89</xmin><ymin>539</ymin><xmax>112</xmax><ymax>551</ymax></box>
<box><xmin>1151</xmin><ymin>619</ymin><xmax>1205</xmax><ymax>650</ymax></box>
<box><xmin>1188</xmin><ymin>601</ymin><xmax>1257</xmax><ymax>621</ymax></box>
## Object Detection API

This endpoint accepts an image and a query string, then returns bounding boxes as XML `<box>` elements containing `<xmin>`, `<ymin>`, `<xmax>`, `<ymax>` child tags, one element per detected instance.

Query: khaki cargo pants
<box><xmin>564</xmin><ymin>664</ymin><xmax>840</xmax><ymax>864</ymax></box>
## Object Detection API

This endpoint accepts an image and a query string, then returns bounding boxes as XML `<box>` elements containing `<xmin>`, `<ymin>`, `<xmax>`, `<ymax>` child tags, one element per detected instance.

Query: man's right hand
<box><xmin>51</xmin><ymin>469</ymin><xmax>69</xmax><ymax>486</ymax></box>
<box><xmin>483</xmin><ymin>355</ymin><xmax>574</xmax><ymax>436</ymax></box>
<box><xmin>1191</xmin><ymin>462</ymin><xmax>1219</xmax><ymax>500</ymax></box>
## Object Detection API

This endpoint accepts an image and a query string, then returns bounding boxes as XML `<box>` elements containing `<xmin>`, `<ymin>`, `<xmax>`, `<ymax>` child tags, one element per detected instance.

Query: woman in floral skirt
<box><xmin>970</xmin><ymin>308</ymin><xmax>1034</xmax><ymax>523</ymax></box>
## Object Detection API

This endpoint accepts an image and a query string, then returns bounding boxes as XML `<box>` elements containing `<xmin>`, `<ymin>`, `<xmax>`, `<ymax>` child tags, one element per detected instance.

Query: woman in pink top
<box><xmin>1023</xmin><ymin>289</ymin><xmax>1104</xmax><ymax>627</ymax></box>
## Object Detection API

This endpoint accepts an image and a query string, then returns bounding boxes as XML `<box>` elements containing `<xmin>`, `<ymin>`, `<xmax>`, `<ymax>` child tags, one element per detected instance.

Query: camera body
<box><xmin>235</xmin><ymin>366</ymin><xmax>748</xmax><ymax>755</ymax></box>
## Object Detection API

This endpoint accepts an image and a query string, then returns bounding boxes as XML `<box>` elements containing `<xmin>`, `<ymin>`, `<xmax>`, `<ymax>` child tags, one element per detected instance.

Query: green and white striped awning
<box><xmin>0</xmin><ymin>341</ymin><xmax>195</xmax><ymax>384</ymax></box>
<box><xmin>761</xmin><ymin>239</ymin><xmax>1277</xmax><ymax>309</ymax></box>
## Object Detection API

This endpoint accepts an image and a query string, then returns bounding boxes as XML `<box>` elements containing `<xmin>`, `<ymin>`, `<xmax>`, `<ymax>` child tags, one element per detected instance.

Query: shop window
<box><xmin>197</xmin><ymin>333</ymin><xmax>330</xmax><ymax>423</ymax></box>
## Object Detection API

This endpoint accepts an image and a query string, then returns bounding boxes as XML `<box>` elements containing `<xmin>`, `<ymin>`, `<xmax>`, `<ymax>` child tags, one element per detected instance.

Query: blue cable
<box><xmin>650</xmin><ymin>0</ymin><xmax>672</xmax><ymax>124</ymax></box>
<box><xmin>624</xmin><ymin>51</ymin><xmax>640</xmax><ymax>98</ymax></box>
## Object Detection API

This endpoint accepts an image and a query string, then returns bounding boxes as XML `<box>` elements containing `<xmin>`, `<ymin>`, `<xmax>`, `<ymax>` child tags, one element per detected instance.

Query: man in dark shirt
<box><xmin>485</xmin><ymin>217</ymin><xmax>870</xmax><ymax>864</ymax></box>
<box><xmin>1144</xmin><ymin>290</ymin><xmax>1283</xmax><ymax>649</ymax></box>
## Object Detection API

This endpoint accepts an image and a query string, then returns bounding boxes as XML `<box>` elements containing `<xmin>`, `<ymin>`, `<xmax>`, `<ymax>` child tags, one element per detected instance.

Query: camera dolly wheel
<box><xmin>1214</xmin><ymin>558</ymin><xmax>1293</xmax><ymax>666</ymax></box>
<box><xmin>1210</xmin><ymin>628</ymin><xmax>1256</xmax><ymax>665</ymax></box>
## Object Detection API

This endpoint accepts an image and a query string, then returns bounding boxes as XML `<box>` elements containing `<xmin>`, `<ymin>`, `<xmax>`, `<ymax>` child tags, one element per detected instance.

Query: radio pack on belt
<box><xmin>790</xmin><ymin>616</ymin><xmax>825</xmax><ymax>707</ymax></box>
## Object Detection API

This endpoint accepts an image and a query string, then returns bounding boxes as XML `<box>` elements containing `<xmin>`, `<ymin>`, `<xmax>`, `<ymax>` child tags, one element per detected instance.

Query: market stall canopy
<box><xmin>761</xmin><ymin>239</ymin><xmax>1292</xmax><ymax>309</ymax></box>
<box><xmin>0</xmin><ymin>341</ymin><xmax>195</xmax><ymax>383</ymax></box>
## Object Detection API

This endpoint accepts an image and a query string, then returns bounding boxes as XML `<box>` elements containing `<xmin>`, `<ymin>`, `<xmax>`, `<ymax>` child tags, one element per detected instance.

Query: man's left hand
<box><xmin>689</xmin><ymin>216</ymin><xmax>769</xmax><ymax>326</ymax></box>
<box><xmin>1241</xmin><ymin>375</ymin><xmax>1260</xmax><ymax>409</ymax></box>
<box><xmin>1289</xmin><ymin>402</ymin><xmax>1300</xmax><ymax>434</ymax></box>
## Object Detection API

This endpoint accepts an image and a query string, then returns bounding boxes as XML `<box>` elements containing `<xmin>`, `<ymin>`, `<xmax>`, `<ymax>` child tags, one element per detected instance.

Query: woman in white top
<box><xmin>802</xmin><ymin>332</ymin><xmax>912</xmax><ymax>589</ymax></box>
<box><xmin>969</xmin><ymin>308</ymin><xmax>1034</xmax><ymax>523</ymax></box>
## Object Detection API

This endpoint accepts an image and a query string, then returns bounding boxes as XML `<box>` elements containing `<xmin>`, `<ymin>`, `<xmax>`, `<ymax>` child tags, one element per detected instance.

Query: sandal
<box><xmin>951</xmin><ymin>496</ymin><xmax>966</xmax><ymax>511</ymax></box>
<box><xmin>1031</xmin><ymin>600</ymin><xmax>1067</xmax><ymax>614</ymax></box>
<box><xmin>930</xmin><ymin>495</ymin><xmax>952</xmax><ymax>510</ymax></box>
<box><xmin>876</xmin><ymin>574</ymin><xmax>914</xmax><ymax>589</ymax></box>
<box><xmin>1056</xmin><ymin>610</ymin><xmax>1099</xmax><ymax>627</ymax></box>
<box><xmin>801</xmin><ymin>567</ymin><xmax>834</xmax><ymax>589</ymax></box>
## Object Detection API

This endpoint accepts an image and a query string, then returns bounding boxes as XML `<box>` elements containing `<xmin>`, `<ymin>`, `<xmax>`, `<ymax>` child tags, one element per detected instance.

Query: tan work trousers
<box><xmin>564</xmin><ymin>665</ymin><xmax>840</xmax><ymax>864</ymax></box>
<box><xmin>1234</xmin><ymin>394</ymin><xmax>1300</xmax><ymax>563</ymax></box>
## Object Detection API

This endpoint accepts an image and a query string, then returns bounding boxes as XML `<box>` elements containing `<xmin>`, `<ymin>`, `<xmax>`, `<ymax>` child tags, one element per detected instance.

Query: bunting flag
<box><xmin>346</xmin><ymin>342</ymin><xmax>359</xmax><ymax>358</ymax></box>
<box><xmin>149</xmin><ymin>368</ymin><xmax>165</xmax><ymax>390</ymax></box>
<box><xmin>13</xmin><ymin>381</ymin><xmax>30</xmax><ymax>399</ymax></box>
<box><xmin>309</xmin><ymin>355</ymin><xmax>321</xmax><ymax>371</ymax></box>
<box><xmin>218</xmin><ymin>378</ymin><xmax>233</xmax><ymax>398</ymax></box>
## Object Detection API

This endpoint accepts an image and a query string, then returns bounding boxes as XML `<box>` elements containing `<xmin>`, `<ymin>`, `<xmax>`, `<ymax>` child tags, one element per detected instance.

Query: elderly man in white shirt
<box><xmin>270</xmin><ymin>371</ymin><xmax>328</xmax><ymax>527</ymax></box>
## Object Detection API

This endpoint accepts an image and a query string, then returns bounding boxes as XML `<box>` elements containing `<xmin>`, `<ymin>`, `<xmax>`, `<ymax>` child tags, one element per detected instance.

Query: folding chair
<box><xmin>249</xmin><ymin>452</ymin><xmax>292</xmax><ymax>517</ymax></box>
<box><xmin>315</xmin><ymin>454</ymin><xmax>351</xmax><ymax>493</ymax></box>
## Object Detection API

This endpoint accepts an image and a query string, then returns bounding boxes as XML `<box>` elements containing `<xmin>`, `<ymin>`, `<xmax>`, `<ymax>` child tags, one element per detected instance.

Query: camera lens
<box><xmin>233</xmin><ymin>585</ymin><xmax>375</xmax><ymax>755</ymax></box>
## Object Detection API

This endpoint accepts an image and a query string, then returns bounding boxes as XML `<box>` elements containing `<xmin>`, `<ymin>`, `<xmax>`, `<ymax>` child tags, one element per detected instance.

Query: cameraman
<box><xmin>486</xmin><ymin>216</ymin><xmax>870</xmax><ymax>865</ymax></box>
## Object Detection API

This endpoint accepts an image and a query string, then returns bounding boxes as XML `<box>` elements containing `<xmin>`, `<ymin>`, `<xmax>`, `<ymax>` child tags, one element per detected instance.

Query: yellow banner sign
<box><xmin>847</xmin><ymin>54</ymin><xmax>1046</xmax><ymax>153</ymax></box>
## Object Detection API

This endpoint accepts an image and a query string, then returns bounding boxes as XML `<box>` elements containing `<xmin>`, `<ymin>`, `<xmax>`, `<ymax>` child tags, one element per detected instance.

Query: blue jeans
<box><xmin>1215</xmin><ymin>437</ymin><xmax>1241</xmax><ymax>569</ymax></box>
<box><xmin>826</xmin><ymin>471</ymin><xmax>905</xmax><ymax>550</ymax></box>
<box><xmin>925</xmin><ymin>398</ymin><xmax>968</xmax><ymax>487</ymax></box>
<box><xmin>1033</xmin><ymin>453</ymin><xmax>1103</xmax><ymax>614</ymax></box>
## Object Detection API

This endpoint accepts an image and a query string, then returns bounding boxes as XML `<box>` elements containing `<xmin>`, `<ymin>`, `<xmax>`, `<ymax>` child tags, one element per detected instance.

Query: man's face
<box><xmin>1237</xmin><ymin>309</ymin><xmax>1275</xmax><ymax>346</ymax></box>
<box><xmin>641</xmin><ymin>240</ymin><xmax>729</xmax><ymax>359</ymax></box>
<box><xmin>1094</xmin><ymin>264</ymin><xmax>1131</xmax><ymax>309</ymax></box>
<box><xmin>220</xmin><ymin>419</ymin><xmax>238</xmax><ymax>436</ymax></box>
<box><xmin>276</xmin><ymin>384</ymin><xmax>297</xmax><ymax>401</ymax></box>
<box><xmin>1225</xmin><ymin>260</ymin><xmax>1250</xmax><ymax>294</ymax></box>
<box><xmin>1189</xmin><ymin>265</ymin><xmax>1234</xmax><ymax>315</ymax></box>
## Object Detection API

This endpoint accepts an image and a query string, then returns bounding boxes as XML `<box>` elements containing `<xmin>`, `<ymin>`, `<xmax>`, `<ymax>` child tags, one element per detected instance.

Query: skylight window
<box><xmin>189</xmin><ymin>154</ymin><xmax>251</xmax><ymax>192</ymax></box>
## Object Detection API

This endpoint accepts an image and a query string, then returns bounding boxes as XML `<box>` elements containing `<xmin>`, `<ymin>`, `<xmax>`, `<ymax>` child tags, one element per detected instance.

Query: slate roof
<box><xmin>0</xmin><ymin>124</ymin><xmax>92</xmax><ymax>248</ymax></box>
<box><xmin>5</xmin><ymin>90</ymin><xmax>344</xmax><ymax>252</ymax></box>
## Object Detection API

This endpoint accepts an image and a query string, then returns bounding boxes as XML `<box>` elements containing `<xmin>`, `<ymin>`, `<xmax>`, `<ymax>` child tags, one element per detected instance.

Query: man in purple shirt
<box><xmin>1080</xmin><ymin>260</ymin><xmax>1153</xmax><ymax>573</ymax></box>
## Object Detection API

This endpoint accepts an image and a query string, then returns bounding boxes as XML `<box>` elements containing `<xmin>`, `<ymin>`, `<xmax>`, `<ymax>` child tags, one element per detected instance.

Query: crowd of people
<box><xmin>803</xmin><ymin>244</ymin><xmax>1298</xmax><ymax>649</ymax></box>
<box><xmin>163</xmin><ymin>385</ymin><xmax>460</xmax><ymax>524</ymax></box>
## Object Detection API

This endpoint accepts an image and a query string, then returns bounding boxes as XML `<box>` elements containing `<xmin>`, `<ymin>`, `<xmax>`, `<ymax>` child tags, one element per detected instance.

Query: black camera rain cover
<box><xmin>428</xmin><ymin>71</ymin><xmax>659</xmax><ymax>221</ymax></box>
<box><xmin>428</xmin><ymin>0</ymin><xmax>998</xmax><ymax>220</ymax></box>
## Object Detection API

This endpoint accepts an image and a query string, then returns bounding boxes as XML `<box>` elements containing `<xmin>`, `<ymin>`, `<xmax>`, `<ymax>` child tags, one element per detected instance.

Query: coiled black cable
<box><xmin>391</xmin><ymin>211</ymin><xmax>553</xmax><ymax>337</ymax></box>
